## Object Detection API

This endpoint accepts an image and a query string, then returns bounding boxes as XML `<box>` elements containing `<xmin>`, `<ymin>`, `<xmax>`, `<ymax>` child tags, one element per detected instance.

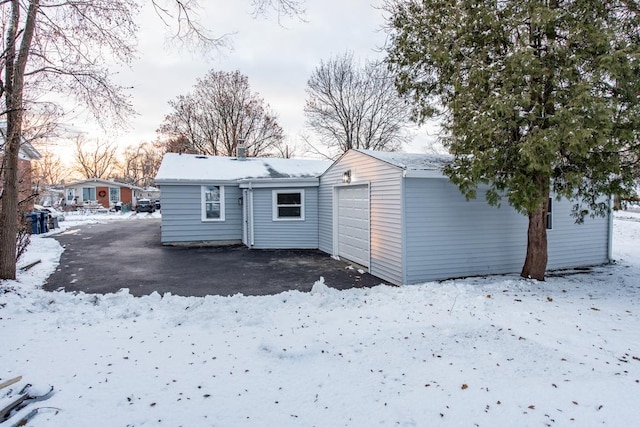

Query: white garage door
<box><xmin>337</xmin><ymin>185</ymin><xmax>370</xmax><ymax>268</ymax></box>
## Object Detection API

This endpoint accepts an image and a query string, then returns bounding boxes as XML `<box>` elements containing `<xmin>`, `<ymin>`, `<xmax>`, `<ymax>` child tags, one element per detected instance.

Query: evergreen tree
<box><xmin>385</xmin><ymin>0</ymin><xmax>640</xmax><ymax>280</ymax></box>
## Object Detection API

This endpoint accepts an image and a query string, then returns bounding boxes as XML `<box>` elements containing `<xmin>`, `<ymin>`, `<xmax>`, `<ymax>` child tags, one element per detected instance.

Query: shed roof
<box><xmin>356</xmin><ymin>149</ymin><xmax>452</xmax><ymax>173</ymax></box>
<box><xmin>156</xmin><ymin>153</ymin><xmax>332</xmax><ymax>183</ymax></box>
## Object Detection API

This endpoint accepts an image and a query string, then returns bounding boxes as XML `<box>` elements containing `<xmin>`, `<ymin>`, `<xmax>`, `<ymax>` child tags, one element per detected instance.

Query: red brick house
<box><xmin>63</xmin><ymin>178</ymin><xmax>143</xmax><ymax>209</ymax></box>
<box><xmin>0</xmin><ymin>130</ymin><xmax>42</xmax><ymax>212</ymax></box>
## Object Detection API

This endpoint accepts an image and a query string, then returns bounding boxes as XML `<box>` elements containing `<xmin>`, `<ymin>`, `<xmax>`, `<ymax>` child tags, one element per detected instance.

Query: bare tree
<box><xmin>305</xmin><ymin>52</ymin><xmax>412</xmax><ymax>156</ymax></box>
<box><xmin>159</xmin><ymin>69</ymin><xmax>284</xmax><ymax>157</ymax></box>
<box><xmin>73</xmin><ymin>137</ymin><xmax>119</xmax><ymax>180</ymax></box>
<box><xmin>0</xmin><ymin>0</ymin><xmax>307</xmax><ymax>280</ymax></box>
<box><xmin>32</xmin><ymin>150</ymin><xmax>66</xmax><ymax>186</ymax></box>
<box><xmin>115</xmin><ymin>141</ymin><xmax>163</xmax><ymax>187</ymax></box>
<box><xmin>0</xmin><ymin>0</ymin><xmax>138</xmax><ymax>279</ymax></box>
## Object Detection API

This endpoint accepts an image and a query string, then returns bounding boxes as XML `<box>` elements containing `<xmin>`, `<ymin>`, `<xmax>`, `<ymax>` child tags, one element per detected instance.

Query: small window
<box><xmin>273</xmin><ymin>190</ymin><xmax>305</xmax><ymax>220</ymax></box>
<box><xmin>202</xmin><ymin>185</ymin><xmax>225</xmax><ymax>221</ymax></box>
<box><xmin>546</xmin><ymin>197</ymin><xmax>553</xmax><ymax>230</ymax></box>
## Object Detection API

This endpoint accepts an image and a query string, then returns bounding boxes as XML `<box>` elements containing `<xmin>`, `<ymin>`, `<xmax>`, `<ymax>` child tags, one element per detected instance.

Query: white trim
<box><xmin>201</xmin><ymin>185</ymin><xmax>226</xmax><ymax>222</ymax></box>
<box><xmin>249</xmin><ymin>189</ymin><xmax>255</xmax><ymax>246</ymax></box>
<box><xmin>272</xmin><ymin>189</ymin><xmax>305</xmax><ymax>221</ymax></box>
<box><xmin>242</xmin><ymin>189</ymin><xmax>248</xmax><ymax>245</ymax></box>
<box><xmin>607</xmin><ymin>195</ymin><xmax>614</xmax><ymax>262</ymax></box>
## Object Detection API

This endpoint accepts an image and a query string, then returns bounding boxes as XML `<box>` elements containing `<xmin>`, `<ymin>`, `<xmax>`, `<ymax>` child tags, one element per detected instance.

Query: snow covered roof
<box><xmin>356</xmin><ymin>149</ymin><xmax>452</xmax><ymax>173</ymax></box>
<box><xmin>156</xmin><ymin>153</ymin><xmax>332</xmax><ymax>183</ymax></box>
<box><xmin>0</xmin><ymin>122</ymin><xmax>42</xmax><ymax>160</ymax></box>
<box><xmin>65</xmin><ymin>178</ymin><xmax>144</xmax><ymax>190</ymax></box>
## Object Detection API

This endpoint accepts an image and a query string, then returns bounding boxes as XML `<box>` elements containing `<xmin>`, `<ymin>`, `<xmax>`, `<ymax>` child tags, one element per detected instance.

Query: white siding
<box><xmin>160</xmin><ymin>184</ymin><xmax>242</xmax><ymax>244</ymax></box>
<box><xmin>249</xmin><ymin>187</ymin><xmax>320</xmax><ymax>249</ymax></box>
<box><xmin>319</xmin><ymin>151</ymin><xmax>404</xmax><ymax>285</ymax></box>
<box><xmin>404</xmin><ymin>178</ymin><xmax>610</xmax><ymax>284</ymax></box>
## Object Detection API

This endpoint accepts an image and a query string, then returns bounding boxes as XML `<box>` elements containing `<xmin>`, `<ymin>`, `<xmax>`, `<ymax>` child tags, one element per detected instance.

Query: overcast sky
<box><xmin>74</xmin><ymin>0</ymin><xmax>437</xmax><ymax>156</ymax></box>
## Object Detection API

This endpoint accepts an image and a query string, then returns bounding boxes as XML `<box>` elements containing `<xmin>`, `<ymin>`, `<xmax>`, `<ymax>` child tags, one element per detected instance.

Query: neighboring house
<box><xmin>0</xmin><ymin>126</ymin><xmax>42</xmax><ymax>211</ymax></box>
<box><xmin>156</xmin><ymin>150</ymin><xmax>613</xmax><ymax>285</ymax></box>
<box><xmin>63</xmin><ymin>178</ymin><xmax>143</xmax><ymax>209</ymax></box>
<box><xmin>140</xmin><ymin>186</ymin><xmax>161</xmax><ymax>202</ymax></box>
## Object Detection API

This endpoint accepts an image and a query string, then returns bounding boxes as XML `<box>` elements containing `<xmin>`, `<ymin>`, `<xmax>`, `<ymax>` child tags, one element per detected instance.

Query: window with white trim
<box><xmin>109</xmin><ymin>187</ymin><xmax>120</xmax><ymax>203</ymax></box>
<box><xmin>272</xmin><ymin>190</ymin><xmax>304</xmax><ymax>220</ymax></box>
<box><xmin>202</xmin><ymin>185</ymin><xmax>225</xmax><ymax>221</ymax></box>
<box><xmin>546</xmin><ymin>197</ymin><xmax>553</xmax><ymax>230</ymax></box>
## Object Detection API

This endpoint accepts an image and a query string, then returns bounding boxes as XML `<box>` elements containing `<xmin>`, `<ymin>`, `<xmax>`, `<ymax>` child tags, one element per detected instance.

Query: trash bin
<box><xmin>38</xmin><ymin>212</ymin><xmax>49</xmax><ymax>233</ymax></box>
<box><xmin>25</xmin><ymin>212</ymin><xmax>40</xmax><ymax>234</ymax></box>
<box><xmin>49</xmin><ymin>215</ymin><xmax>59</xmax><ymax>229</ymax></box>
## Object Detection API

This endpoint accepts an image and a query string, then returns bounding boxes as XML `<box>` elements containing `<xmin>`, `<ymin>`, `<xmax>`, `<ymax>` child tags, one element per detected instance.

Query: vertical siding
<box><xmin>160</xmin><ymin>184</ymin><xmax>242</xmax><ymax>244</ymax></box>
<box><xmin>319</xmin><ymin>151</ymin><xmax>404</xmax><ymax>285</ymax></box>
<box><xmin>404</xmin><ymin>178</ymin><xmax>610</xmax><ymax>284</ymax></box>
<box><xmin>250</xmin><ymin>187</ymin><xmax>320</xmax><ymax>249</ymax></box>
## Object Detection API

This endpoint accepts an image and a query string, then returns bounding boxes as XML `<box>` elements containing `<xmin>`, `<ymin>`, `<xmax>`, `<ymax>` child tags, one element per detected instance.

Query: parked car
<box><xmin>136</xmin><ymin>199</ymin><xmax>155</xmax><ymax>213</ymax></box>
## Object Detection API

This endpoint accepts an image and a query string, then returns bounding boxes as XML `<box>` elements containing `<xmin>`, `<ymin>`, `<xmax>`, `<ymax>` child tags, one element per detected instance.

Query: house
<box><xmin>156</xmin><ymin>150</ymin><xmax>612</xmax><ymax>285</ymax></box>
<box><xmin>0</xmin><ymin>126</ymin><xmax>42</xmax><ymax>211</ymax></box>
<box><xmin>155</xmin><ymin>153</ymin><xmax>332</xmax><ymax>247</ymax></box>
<box><xmin>63</xmin><ymin>178</ymin><xmax>144</xmax><ymax>209</ymax></box>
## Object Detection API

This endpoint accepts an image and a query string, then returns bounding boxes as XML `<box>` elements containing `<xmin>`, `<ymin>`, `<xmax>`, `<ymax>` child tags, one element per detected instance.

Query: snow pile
<box><xmin>1</xmin><ymin>213</ymin><xmax>639</xmax><ymax>426</ymax></box>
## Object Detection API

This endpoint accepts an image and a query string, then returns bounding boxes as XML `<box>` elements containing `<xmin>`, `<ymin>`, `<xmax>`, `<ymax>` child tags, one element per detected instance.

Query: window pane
<box><xmin>277</xmin><ymin>192</ymin><xmax>301</xmax><ymax>205</ymax></box>
<box><xmin>206</xmin><ymin>186</ymin><xmax>220</xmax><ymax>202</ymax></box>
<box><xmin>109</xmin><ymin>188</ymin><xmax>119</xmax><ymax>202</ymax></box>
<box><xmin>206</xmin><ymin>202</ymin><xmax>220</xmax><ymax>219</ymax></box>
<box><xmin>83</xmin><ymin>187</ymin><xmax>96</xmax><ymax>200</ymax></box>
<box><xmin>278</xmin><ymin>206</ymin><xmax>301</xmax><ymax>217</ymax></box>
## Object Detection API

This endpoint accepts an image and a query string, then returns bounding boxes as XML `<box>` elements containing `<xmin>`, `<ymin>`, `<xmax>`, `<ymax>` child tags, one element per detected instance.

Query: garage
<box><xmin>336</xmin><ymin>185</ymin><xmax>370</xmax><ymax>268</ymax></box>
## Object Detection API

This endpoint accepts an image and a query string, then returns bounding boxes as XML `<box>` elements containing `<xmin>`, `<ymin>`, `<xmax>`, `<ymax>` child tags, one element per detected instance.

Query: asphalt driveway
<box><xmin>44</xmin><ymin>218</ymin><xmax>387</xmax><ymax>297</ymax></box>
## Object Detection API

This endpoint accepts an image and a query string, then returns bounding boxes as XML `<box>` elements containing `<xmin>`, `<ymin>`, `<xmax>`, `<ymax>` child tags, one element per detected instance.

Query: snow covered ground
<box><xmin>1</xmin><ymin>210</ymin><xmax>639</xmax><ymax>426</ymax></box>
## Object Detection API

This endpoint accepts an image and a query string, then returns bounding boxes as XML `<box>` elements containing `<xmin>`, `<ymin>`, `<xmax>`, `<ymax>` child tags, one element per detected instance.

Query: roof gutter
<box><xmin>402</xmin><ymin>169</ymin><xmax>447</xmax><ymax>179</ymax></box>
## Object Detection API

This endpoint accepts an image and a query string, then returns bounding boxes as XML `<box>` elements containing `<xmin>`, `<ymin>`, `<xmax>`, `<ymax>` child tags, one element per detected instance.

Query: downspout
<box><xmin>249</xmin><ymin>182</ymin><xmax>255</xmax><ymax>247</ymax></box>
<box><xmin>401</xmin><ymin>169</ymin><xmax>408</xmax><ymax>285</ymax></box>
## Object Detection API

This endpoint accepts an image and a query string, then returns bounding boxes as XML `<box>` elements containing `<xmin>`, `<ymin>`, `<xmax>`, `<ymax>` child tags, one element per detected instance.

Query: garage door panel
<box><xmin>337</xmin><ymin>185</ymin><xmax>370</xmax><ymax>268</ymax></box>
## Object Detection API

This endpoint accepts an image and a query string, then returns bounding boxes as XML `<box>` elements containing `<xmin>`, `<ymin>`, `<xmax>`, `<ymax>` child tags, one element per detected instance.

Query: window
<box><xmin>273</xmin><ymin>190</ymin><xmax>304</xmax><ymax>220</ymax></box>
<box><xmin>66</xmin><ymin>189</ymin><xmax>75</xmax><ymax>202</ymax></box>
<box><xmin>202</xmin><ymin>185</ymin><xmax>225</xmax><ymax>221</ymax></box>
<box><xmin>109</xmin><ymin>187</ymin><xmax>120</xmax><ymax>203</ymax></box>
<box><xmin>546</xmin><ymin>197</ymin><xmax>553</xmax><ymax>230</ymax></box>
<box><xmin>82</xmin><ymin>187</ymin><xmax>96</xmax><ymax>201</ymax></box>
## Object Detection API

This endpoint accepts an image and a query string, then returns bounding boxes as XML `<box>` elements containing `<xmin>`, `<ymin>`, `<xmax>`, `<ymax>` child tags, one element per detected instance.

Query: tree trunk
<box><xmin>0</xmin><ymin>0</ymin><xmax>40</xmax><ymax>280</ymax></box>
<box><xmin>0</xmin><ymin>131</ymin><xmax>20</xmax><ymax>279</ymax></box>
<box><xmin>521</xmin><ymin>192</ymin><xmax>549</xmax><ymax>281</ymax></box>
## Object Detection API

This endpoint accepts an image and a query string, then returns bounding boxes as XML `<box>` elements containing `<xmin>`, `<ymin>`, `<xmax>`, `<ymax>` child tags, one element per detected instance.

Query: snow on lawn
<box><xmin>1</xmin><ymin>213</ymin><xmax>639</xmax><ymax>426</ymax></box>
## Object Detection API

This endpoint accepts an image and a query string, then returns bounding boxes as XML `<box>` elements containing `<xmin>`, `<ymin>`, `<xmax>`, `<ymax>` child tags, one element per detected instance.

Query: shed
<box><xmin>318</xmin><ymin>149</ymin><xmax>612</xmax><ymax>285</ymax></box>
<box><xmin>155</xmin><ymin>153</ymin><xmax>332</xmax><ymax>247</ymax></box>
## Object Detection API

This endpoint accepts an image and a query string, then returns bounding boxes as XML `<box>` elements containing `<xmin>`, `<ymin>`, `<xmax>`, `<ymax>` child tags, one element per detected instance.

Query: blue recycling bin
<box><xmin>25</xmin><ymin>212</ymin><xmax>40</xmax><ymax>234</ymax></box>
<box><xmin>38</xmin><ymin>212</ymin><xmax>49</xmax><ymax>233</ymax></box>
